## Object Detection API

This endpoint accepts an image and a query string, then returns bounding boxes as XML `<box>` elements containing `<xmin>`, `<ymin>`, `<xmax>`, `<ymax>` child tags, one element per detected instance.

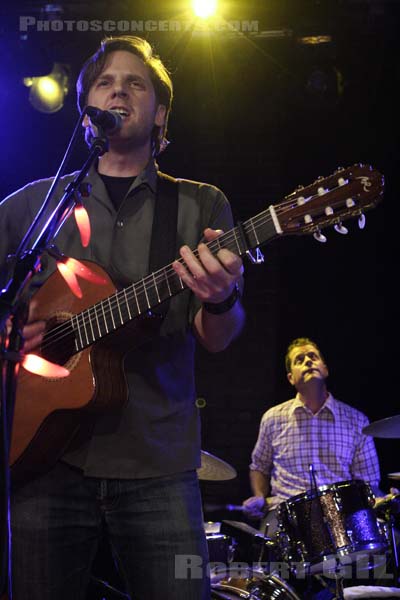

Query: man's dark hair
<box><xmin>76</xmin><ymin>36</ymin><xmax>173</xmax><ymax>155</ymax></box>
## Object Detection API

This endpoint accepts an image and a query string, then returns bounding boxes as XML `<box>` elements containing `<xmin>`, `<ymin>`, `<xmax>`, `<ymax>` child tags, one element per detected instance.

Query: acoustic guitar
<box><xmin>9</xmin><ymin>164</ymin><xmax>384</xmax><ymax>485</ymax></box>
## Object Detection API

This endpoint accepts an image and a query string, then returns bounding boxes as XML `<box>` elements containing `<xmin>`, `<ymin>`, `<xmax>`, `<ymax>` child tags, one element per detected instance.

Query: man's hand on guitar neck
<box><xmin>172</xmin><ymin>228</ymin><xmax>245</xmax><ymax>353</ymax></box>
<box><xmin>172</xmin><ymin>228</ymin><xmax>243</xmax><ymax>304</ymax></box>
<box><xmin>5</xmin><ymin>299</ymin><xmax>46</xmax><ymax>353</ymax></box>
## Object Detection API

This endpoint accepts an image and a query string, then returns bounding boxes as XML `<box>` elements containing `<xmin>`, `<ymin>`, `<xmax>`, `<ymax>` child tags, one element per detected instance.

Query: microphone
<box><xmin>85</xmin><ymin>106</ymin><xmax>122</xmax><ymax>134</ymax></box>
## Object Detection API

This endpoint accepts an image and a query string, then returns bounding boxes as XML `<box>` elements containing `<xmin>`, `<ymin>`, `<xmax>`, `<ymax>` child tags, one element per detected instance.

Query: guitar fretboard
<box><xmin>70</xmin><ymin>206</ymin><xmax>280</xmax><ymax>352</ymax></box>
<box><xmin>36</xmin><ymin>164</ymin><xmax>385</xmax><ymax>363</ymax></box>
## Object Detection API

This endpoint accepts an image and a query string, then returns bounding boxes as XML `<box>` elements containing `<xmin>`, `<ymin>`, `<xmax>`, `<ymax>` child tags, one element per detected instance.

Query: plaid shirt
<box><xmin>250</xmin><ymin>393</ymin><xmax>381</xmax><ymax>501</ymax></box>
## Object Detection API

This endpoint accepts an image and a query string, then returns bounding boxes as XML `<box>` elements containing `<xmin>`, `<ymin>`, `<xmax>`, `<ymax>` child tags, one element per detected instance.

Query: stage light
<box><xmin>192</xmin><ymin>0</ymin><xmax>218</xmax><ymax>19</ymax></box>
<box><xmin>23</xmin><ymin>62</ymin><xmax>69</xmax><ymax>113</ymax></box>
<box><xmin>297</xmin><ymin>35</ymin><xmax>332</xmax><ymax>46</ymax></box>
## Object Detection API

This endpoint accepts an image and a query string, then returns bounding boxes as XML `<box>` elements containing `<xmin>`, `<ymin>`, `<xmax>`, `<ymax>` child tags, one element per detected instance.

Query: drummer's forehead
<box><xmin>290</xmin><ymin>345</ymin><xmax>320</xmax><ymax>361</ymax></box>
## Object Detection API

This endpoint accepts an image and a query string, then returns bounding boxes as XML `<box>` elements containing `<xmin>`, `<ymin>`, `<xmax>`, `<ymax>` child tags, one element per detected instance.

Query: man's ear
<box><xmin>287</xmin><ymin>372</ymin><xmax>294</xmax><ymax>386</ymax></box>
<box><xmin>155</xmin><ymin>104</ymin><xmax>166</xmax><ymax>127</ymax></box>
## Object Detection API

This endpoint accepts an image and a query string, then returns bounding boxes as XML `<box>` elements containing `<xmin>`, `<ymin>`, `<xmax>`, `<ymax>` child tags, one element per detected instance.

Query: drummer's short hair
<box><xmin>285</xmin><ymin>337</ymin><xmax>326</xmax><ymax>373</ymax></box>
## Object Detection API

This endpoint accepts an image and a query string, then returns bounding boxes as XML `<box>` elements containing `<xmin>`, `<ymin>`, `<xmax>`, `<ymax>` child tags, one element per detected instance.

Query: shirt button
<box><xmin>116</xmin><ymin>220</ymin><xmax>124</xmax><ymax>228</ymax></box>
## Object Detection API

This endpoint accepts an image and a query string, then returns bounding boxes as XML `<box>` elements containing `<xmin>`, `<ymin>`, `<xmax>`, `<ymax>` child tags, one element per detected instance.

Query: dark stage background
<box><xmin>0</xmin><ymin>0</ymin><xmax>394</xmax><ymax>526</ymax></box>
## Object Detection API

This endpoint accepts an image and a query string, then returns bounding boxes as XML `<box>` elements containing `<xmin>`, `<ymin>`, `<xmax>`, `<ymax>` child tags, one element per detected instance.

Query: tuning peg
<box><xmin>358</xmin><ymin>213</ymin><xmax>366</xmax><ymax>229</ymax></box>
<box><xmin>313</xmin><ymin>229</ymin><xmax>327</xmax><ymax>243</ymax></box>
<box><xmin>334</xmin><ymin>222</ymin><xmax>348</xmax><ymax>235</ymax></box>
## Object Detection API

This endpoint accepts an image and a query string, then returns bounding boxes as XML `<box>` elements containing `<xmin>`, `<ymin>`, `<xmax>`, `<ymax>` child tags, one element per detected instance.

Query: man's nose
<box><xmin>111</xmin><ymin>83</ymin><xmax>129</xmax><ymax>97</ymax></box>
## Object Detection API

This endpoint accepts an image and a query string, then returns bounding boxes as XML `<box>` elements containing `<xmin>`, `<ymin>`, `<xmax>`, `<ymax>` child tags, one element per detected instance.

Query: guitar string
<box><xmin>27</xmin><ymin>183</ymin><xmax>361</xmax><ymax>356</ymax></box>
<box><xmin>28</xmin><ymin>207</ymin><xmax>280</xmax><ymax>355</ymax></box>
<box><xmin>46</xmin><ymin>176</ymin><xmax>364</xmax><ymax>350</ymax></box>
<box><xmin>28</xmin><ymin>174</ymin><xmax>369</xmax><ymax>358</ymax></box>
<box><xmin>34</xmin><ymin>198</ymin><xmax>297</xmax><ymax>345</ymax></box>
<box><xmin>23</xmin><ymin>177</ymin><xmax>367</xmax><ymax>358</ymax></box>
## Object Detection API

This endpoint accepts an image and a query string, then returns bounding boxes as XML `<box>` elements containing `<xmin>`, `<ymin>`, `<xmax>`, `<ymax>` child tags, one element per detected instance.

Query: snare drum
<box><xmin>277</xmin><ymin>479</ymin><xmax>388</xmax><ymax>574</ymax></box>
<box><xmin>211</xmin><ymin>567</ymin><xmax>301</xmax><ymax>599</ymax></box>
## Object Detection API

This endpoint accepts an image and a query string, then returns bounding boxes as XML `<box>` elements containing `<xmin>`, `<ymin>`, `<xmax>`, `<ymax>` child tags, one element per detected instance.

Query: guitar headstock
<box><xmin>276</xmin><ymin>164</ymin><xmax>384</xmax><ymax>237</ymax></box>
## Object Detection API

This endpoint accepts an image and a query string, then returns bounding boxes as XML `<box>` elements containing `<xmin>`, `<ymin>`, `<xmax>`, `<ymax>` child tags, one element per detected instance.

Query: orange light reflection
<box><xmin>74</xmin><ymin>205</ymin><xmax>91</xmax><ymax>247</ymax></box>
<box><xmin>64</xmin><ymin>258</ymin><xmax>108</xmax><ymax>285</ymax></box>
<box><xmin>22</xmin><ymin>354</ymin><xmax>70</xmax><ymax>378</ymax></box>
<box><xmin>57</xmin><ymin>262</ymin><xmax>82</xmax><ymax>298</ymax></box>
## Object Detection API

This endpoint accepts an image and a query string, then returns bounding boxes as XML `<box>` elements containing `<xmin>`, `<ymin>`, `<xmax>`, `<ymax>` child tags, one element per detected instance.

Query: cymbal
<box><xmin>388</xmin><ymin>473</ymin><xmax>400</xmax><ymax>480</ymax></box>
<box><xmin>362</xmin><ymin>415</ymin><xmax>400</xmax><ymax>438</ymax></box>
<box><xmin>197</xmin><ymin>451</ymin><xmax>237</xmax><ymax>481</ymax></box>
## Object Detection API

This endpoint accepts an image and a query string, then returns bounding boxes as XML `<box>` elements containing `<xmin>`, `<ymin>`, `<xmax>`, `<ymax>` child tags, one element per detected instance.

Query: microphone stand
<box><xmin>0</xmin><ymin>126</ymin><xmax>109</xmax><ymax>599</ymax></box>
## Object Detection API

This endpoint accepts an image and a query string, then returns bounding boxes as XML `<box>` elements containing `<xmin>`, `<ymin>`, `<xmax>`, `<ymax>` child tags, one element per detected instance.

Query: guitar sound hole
<box><xmin>40</xmin><ymin>318</ymin><xmax>76</xmax><ymax>366</ymax></box>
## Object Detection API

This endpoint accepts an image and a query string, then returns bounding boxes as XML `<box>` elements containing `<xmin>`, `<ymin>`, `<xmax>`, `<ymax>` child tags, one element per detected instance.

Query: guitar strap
<box><xmin>148</xmin><ymin>172</ymin><xmax>179</xmax><ymax>316</ymax></box>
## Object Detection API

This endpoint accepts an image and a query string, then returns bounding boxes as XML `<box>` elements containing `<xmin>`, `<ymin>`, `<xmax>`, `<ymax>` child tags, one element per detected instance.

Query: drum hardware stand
<box><xmin>256</xmin><ymin>516</ymin><xmax>273</xmax><ymax>567</ymax></box>
<box><xmin>256</xmin><ymin>531</ymin><xmax>267</xmax><ymax>567</ymax></box>
<box><xmin>90</xmin><ymin>576</ymin><xmax>131</xmax><ymax>599</ymax></box>
<box><xmin>333</xmin><ymin>560</ymin><xmax>345</xmax><ymax>600</ymax></box>
<box><xmin>303</xmin><ymin>560</ymin><xmax>315</xmax><ymax>600</ymax></box>
<box><xmin>388</xmin><ymin>514</ymin><xmax>400</xmax><ymax>586</ymax></box>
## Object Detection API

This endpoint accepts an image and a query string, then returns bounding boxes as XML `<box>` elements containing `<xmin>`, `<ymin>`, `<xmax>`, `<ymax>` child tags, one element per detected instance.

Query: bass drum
<box><xmin>210</xmin><ymin>567</ymin><xmax>300</xmax><ymax>599</ymax></box>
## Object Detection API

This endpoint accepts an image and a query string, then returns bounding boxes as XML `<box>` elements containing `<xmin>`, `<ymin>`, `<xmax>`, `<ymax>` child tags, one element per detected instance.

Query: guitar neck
<box><xmin>70</xmin><ymin>206</ymin><xmax>280</xmax><ymax>352</ymax></box>
<box><xmin>42</xmin><ymin>163</ymin><xmax>383</xmax><ymax>358</ymax></box>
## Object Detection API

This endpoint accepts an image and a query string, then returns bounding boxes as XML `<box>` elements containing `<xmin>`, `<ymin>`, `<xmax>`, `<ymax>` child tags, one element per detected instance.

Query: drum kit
<box><xmin>88</xmin><ymin>416</ymin><xmax>400</xmax><ymax>599</ymax></box>
<box><xmin>202</xmin><ymin>414</ymin><xmax>400</xmax><ymax>599</ymax></box>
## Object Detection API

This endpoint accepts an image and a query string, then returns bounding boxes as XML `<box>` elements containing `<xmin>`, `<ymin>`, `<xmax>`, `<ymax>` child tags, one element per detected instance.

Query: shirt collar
<box><xmin>130</xmin><ymin>158</ymin><xmax>158</xmax><ymax>194</ymax></box>
<box><xmin>290</xmin><ymin>392</ymin><xmax>336</xmax><ymax>419</ymax></box>
<box><xmin>86</xmin><ymin>158</ymin><xmax>158</xmax><ymax>197</ymax></box>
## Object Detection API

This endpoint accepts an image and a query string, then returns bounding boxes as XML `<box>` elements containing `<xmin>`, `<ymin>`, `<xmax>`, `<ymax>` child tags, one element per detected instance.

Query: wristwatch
<box><xmin>203</xmin><ymin>283</ymin><xmax>240</xmax><ymax>315</ymax></box>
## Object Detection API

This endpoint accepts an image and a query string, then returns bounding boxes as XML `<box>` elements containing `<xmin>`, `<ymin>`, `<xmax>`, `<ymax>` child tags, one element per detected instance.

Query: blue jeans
<box><xmin>11</xmin><ymin>462</ymin><xmax>210</xmax><ymax>599</ymax></box>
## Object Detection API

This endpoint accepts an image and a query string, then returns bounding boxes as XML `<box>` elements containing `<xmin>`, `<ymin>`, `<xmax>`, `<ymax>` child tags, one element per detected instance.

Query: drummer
<box><xmin>242</xmin><ymin>337</ymin><xmax>386</xmax><ymax>535</ymax></box>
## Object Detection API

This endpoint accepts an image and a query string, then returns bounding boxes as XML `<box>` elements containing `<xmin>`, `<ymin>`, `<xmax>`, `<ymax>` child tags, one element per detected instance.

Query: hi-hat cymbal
<box><xmin>388</xmin><ymin>472</ymin><xmax>400</xmax><ymax>480</ymax></box>
<box><xmin>197</xmin><ymin>451</ymin><xmax>237</xmax><ymax>481</ymax></box>
<box><xmin>362</xmin><ymin>415</ymin><xmax>400</xmax><ymax>438</ymax></box>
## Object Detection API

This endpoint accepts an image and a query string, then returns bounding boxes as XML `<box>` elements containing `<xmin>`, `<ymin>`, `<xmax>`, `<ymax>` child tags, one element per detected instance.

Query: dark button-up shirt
<box><xmin>0</xmin><ymin>160</ymin><xmax>235</xmax><ymax>478</ymax></box>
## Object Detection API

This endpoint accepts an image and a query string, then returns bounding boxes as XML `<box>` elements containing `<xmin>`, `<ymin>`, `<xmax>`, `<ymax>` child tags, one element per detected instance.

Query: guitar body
<box><xmin>10</xmin><ymin>261</ymin><xmax>162</xmax><ymax>486</ymax></box>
